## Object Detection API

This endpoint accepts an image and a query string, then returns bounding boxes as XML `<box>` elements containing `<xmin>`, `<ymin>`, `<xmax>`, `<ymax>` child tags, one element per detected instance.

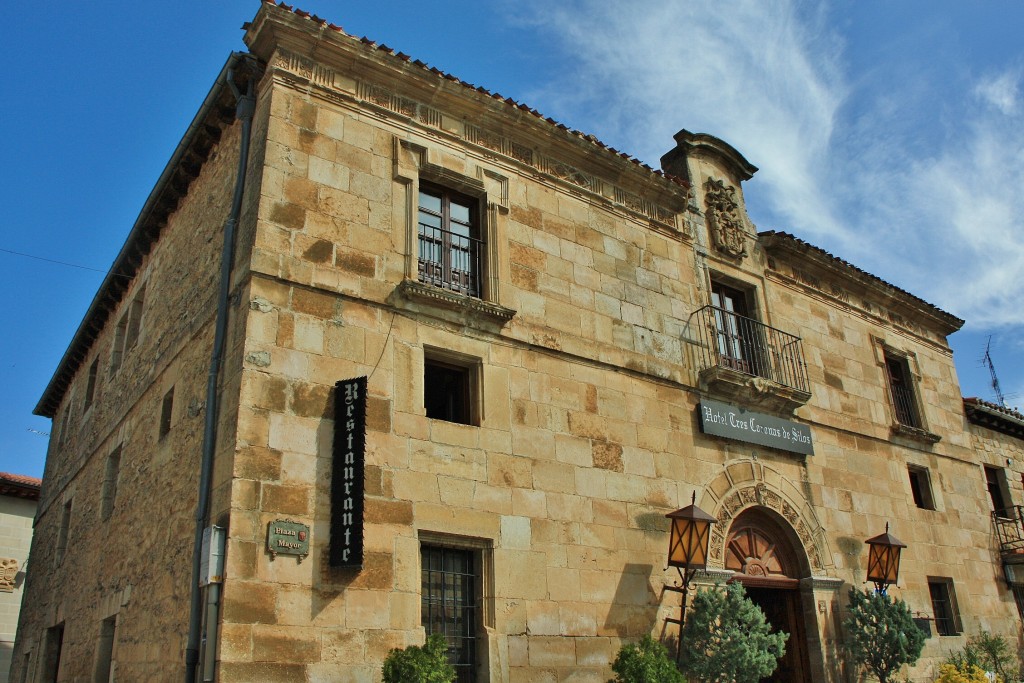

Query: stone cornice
<box><xmin>245</xmin><ymin>4</ymin><xmax>691</xmax><ymax>233</ymax></box>
<box><xmin>760</xmin><ymin>231</ymin><xmax>963</xmax><ymax>340</ymax></box>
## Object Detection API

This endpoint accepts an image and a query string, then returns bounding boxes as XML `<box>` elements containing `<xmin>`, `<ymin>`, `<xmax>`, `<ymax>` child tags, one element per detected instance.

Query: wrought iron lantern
<box><xmin>865</xmin><ymin>522</ymin><xmax>906</xmax><ymax>594</ymax></box>
<box><xmin>664</xmin><ymin>492</ymin><xmax>715</xmax><ymax>661</ymax></box>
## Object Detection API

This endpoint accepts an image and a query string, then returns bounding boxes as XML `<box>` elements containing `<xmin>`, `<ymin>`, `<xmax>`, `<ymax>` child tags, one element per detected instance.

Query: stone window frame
<box><xmin>906</xmin><ymin>464</ymin><xmax>936</xmax><ymax>510</ymax></box>
<box><xmin>55</xmin><ymin>496</ymin><xmax>73</xmax><ymax>567</ymax></box>
<box><xmin>110</xmin><ymin>280</ymin><xmax>147</xmax><ymax>377</ymax></box>
<box><xmin>100</xmin><ymin>444</ymin><xmax>122</xmax><ymax>522</ymax></box>
<box><xmin>159</xmin><ymin>386</ymin><xmax>175</xmax><ymax>440</ymax></box>
<box><xmin>393</xmin><ymin>138</ymin><xmax>515</xmax><ymax>326</ymax></box>
<box><xmin>83</xmin><ymin>357</ymin><xmax>99</xmax><ymax>412</ymax></box>
<box><xmin>927</xmin><ymin>576</ymin><xmax>963</xmax><ymax>636</ymax></box>
<box><xmin>870</xmin><ymin>337</ymin><xmax>939</xmax><ymax>443</ymax></box>
<box><xmin>418</xmin><ymin>530</ymin><xmax>494</xmax><ymax>682</ymax></box>
<box><xmin>422</xmin><ymin>346</ymin><xmax>483</xmax><ymax>427</ymax></box>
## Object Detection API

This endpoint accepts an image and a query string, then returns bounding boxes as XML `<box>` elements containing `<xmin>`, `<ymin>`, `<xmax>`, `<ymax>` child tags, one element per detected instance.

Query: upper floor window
<box><xmin>985</xmin><ymin>465</ymin><xmax>1013</xmax><ymax>518</ymax></box>
<box><xmin>927</xmin><ymin>577</ymin><xmax>962</xmax><ymax>636</ymax></box>
<box><xmin>710</xmin><ymin>281</ymin><xmax>753</xmax><ymax>374</ymax></box>
<box><xmin>84</xmin><ymin>358</ymin><xmax>99</xmax><ymax>410</ymax></box>
<box><xmin>884</xmin><ymin>353</ymin><xmax>919</xmax><ymax>428</ymax></box>
<box><xmin>418</xmin><ymin>185</ymin><xmax>482</xmax><ymax>298</ymax></box>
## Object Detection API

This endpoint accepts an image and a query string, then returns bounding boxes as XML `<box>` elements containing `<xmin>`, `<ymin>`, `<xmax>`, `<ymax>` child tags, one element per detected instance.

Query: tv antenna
<box><xmin>983</xmin><ymin>336</ymin><xmax>1008</xmax><ymax>407</ymax></box>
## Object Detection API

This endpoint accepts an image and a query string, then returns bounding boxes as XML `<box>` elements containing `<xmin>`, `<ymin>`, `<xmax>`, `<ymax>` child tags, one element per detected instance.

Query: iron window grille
<box><xmin>421</xmin><ymin>545</ymin><xmax>479</xmax><ymax>683</ymax></box>
<box><xmin>885</xmin><ymin>354</ymin><xmax>920</xmax><ymax>428</ymax></box>
<box><xmin>418</xmin><ymin>186</ymin><xmax>482</xmax><ymax>298</ymax></box>
<box><xmin>927</xmin><ymin>578</ymin><xmax>962</xmax><ymax>636</ymax></box>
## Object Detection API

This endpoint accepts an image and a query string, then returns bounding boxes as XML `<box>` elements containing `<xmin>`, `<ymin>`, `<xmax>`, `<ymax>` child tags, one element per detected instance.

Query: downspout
<box><xmin>185</xmin><ymin>55</ymin><xmax>257</xmax><ymax>683</ymax></box>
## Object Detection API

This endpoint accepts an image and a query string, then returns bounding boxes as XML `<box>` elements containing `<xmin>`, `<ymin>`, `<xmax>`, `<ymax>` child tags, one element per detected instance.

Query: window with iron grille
<box><xmin>928</xmin><ymin>577</ymin><xmax>962</xmax><ymax>636</ymax></box>
<box><xmin>421</xmin><ymin>545</ymin><xmax>480</xmax><ymax>683</ymax></box>
<box><xmin>418</xmin><ymin>185</ymin><xmax>482</xmax><ymax>298</ymax></box>
<box><xmin>985</xmin><ymin>465</ymin><xmax>1013</xmax><ymax>517</ymax></box>
<box><xmin>884</xmin><ymin>353</ymin><xmax>920</xmax><ymax>428</ymax></box>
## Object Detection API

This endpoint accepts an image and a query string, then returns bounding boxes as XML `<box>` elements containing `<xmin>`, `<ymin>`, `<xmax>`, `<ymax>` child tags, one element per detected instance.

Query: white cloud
<box><xmin>514</xmin><ymin>1</ymin><xmax>1024</xmax><ymax>328</ymax></box>
<box><xmin>515</xmin><ymin>0</ymin><xmax>850</xmax><ymax>240</ymax></box>
<box><xmin>975</xmin><ymin>70</ymin><xmax>1021</xmax><ymax>116</ymax></box>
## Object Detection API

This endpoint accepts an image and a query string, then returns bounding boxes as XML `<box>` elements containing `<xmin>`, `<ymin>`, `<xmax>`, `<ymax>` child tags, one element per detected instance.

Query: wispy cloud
<box><xmin>514</xmin><ymin>0</ymin><xmax>849</xmax><ymax>239</ymax></box>
<box><xmin>512</xmin><ymin>1</ymin><xmax>1024</xmax><ymax>329</ymax></box>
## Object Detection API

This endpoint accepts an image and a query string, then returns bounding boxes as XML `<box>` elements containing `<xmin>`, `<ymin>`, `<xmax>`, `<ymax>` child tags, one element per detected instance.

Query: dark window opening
<box><xmin>418</xmin><ymin>185</ymin><xmax>482</xmax><ymax>298</ymax></box>
<box><xmin>41</xmin><ymin>623</ymin><xmax>64</xmax><ymax>683</ymax></box>
<box><xmin>908</xmin><ymin>466</ymin><xmax>935</xmax><ymax>510</ymax></box>
<box><xmin>56</xmin><ymin>499</ymin><xmax>72</xmax><ymax>566</ymax></box>
<box><xmin>93</xmin><ymin>615</ymin><xmax>116</xmax><ymax>683</ymax></box>
<box><xmin>110</xmin><ymin>315</ymin><xmax>127</xmax><ymax>376</ymax></box>
<box><xmin>101</xmin><ymin>446</ymin><xmax>121</xmax><ymax>521</ymax></box>
<box><xmin>160</xmin><ymin>386</ymin><xmax>175</xmax><ymax>439</ymax></box>
<box><xmin>885</xmin><ymin>353</ymin><xmax>919</xmax><ymax>428</ymax></box>
<box><xmin>986</xmin><ymin>465</ymin><xmax>1013</xmax><ymax>517</ymax></box>
<box><xmin>125</xmin><ymin>286</ymin><xmax>145</xmax><ymax>351</ymax></box>
<box><xmin>425</xmin><ymin>357</ymin><xmax>475</xmax><ymax>425</ymax></box>
<box><xmin>421</xmin><ymin>545</ymin><xmax>480</xmax><ymax>683</ymax></box>
<box><xmin>928</xmin><ymin>577</ymin><xmax>962</xmax><ymax>636</ymax></box>
<box><xmin>84</xmin><ymin>358</ymin><xmax>99</xmax><ymax>410</ymax></box>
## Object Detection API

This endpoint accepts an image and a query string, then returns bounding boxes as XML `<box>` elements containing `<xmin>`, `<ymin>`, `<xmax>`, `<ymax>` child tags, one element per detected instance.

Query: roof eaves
<box><xmin>759</xmin><ymin>230</ymin><xmax>964</xmax><ymax>333</ymax></box>
<box><xmin>254</xmin><ymin>1</ymin><xmax>689</xmax><ymax>193</ymax></box>
<box><xmin>34</xmin><ymin>52</ymin><xmax>262</xmax><ymax>418</ymax></box>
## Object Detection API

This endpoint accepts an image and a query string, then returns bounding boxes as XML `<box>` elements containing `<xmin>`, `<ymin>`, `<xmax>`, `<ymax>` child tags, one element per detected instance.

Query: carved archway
<box><xmin>698</xmin><ymin>460</ymin><xmax>833</xmax><ymax>575</ymax></box>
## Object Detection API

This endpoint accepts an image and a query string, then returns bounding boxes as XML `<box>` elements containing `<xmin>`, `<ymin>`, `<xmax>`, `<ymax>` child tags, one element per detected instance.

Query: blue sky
<box><xmin>4</xmin><ymin>1</ymin><xmax>1022</xmax><ymax>479</ymax></box>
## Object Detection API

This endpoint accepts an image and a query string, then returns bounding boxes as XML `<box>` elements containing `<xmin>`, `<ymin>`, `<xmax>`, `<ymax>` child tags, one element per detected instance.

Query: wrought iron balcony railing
<box><xmin>689</xmin><ymin>305</ymin><xmax>810</xmax><ymax>394</ymax></box>
<box><xmin>993</xmin><ymin>506</ymin><xmax>1024</xmax><ymax>558</ymax></box>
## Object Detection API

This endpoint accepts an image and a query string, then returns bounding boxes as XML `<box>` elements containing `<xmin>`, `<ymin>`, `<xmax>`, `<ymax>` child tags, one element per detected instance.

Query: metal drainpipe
<box><xmin>185</xmin><ymin>60</ymin><xmax>256</xmax><ymax>683</ymax></box>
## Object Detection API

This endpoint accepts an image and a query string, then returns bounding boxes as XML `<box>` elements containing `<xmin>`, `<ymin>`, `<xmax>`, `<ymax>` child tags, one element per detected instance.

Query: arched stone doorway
<box><xmin>726</xmin><ymin>508</ymin><xmax>813</xmax><ymax>683</ymax></box>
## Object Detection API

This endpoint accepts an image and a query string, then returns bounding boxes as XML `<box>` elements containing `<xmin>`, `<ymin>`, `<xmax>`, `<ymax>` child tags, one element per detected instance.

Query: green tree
<box><xmin>381</xmin><ymin>633</ymin><xmax>456</xmax><ymax>683</ymax></box>
<box><xmin>609</xmin><ymin>634</ymin><xmax>684</xmax><ymax>683</ymax></box>
<box><xmin>677</xmin><ymin>582</ymin><xmax>787</xmax><ymax>683</ymax></box>
<box><xmin>843</xmin><ymin>589</ymin><xmax>925</xmax><ymax>683</ymax></box>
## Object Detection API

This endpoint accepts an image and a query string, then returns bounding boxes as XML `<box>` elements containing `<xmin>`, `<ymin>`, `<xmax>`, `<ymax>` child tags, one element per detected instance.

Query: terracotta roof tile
<box><xmin>759</xmin><ymin>230</ymin><xmax>964</xmax><ymax>329</ymax></box>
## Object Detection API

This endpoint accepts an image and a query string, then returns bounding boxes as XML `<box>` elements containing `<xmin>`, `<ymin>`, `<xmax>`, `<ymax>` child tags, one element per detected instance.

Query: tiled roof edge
<box><xmin>964</xmin><ymin>397</ymin><xmax>1024</xmax><ymax>440</ymax></box>
<box><xmin>759</xmin><ymin>230</ymin><xmax>964</xmax><ymax>332</ymax></box>
<box><xmin>256</xmin><ymin>1</ymin><xmax>689</xmax><ymax>192</ymax></box>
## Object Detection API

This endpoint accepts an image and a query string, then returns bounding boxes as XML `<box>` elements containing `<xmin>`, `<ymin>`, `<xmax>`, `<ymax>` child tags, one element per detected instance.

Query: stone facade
<box><xmin>12</xmin><ymin>4</ymin><xmax>1024</xmax><ymax>682</ymax></box>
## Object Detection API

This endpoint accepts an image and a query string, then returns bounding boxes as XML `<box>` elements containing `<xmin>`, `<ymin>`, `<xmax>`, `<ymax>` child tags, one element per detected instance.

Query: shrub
<box><xmin>677</xmin><ymin>582</ymin><xmax>787</xmax><ymax>683</ymax></box>
<box><xmin>843</xmin><ymin>589</ymin><xmax>925</xmax><ymax>683</ymax></box>
<box><xmin>946</xmin><ymin>631</ymin><xmax>1019</xmax><ymax>683</ymax></box>
<box><xmin>381</xmin><ymin>633</ymin><xmax>456</xmax><ymax>683</ymax></box>
<box><xmin>934</xmin><ymin>663</ymin><xmax>991</xmax><ymax>683</ymax></box>
<box><xmin>609</xmin><ymin>634</ymin><xmax>684</xmax><ymax>683</ymax></box>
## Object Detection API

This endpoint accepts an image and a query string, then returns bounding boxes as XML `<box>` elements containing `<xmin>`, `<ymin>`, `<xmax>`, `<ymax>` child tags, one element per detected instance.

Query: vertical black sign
<box><xmin>331</xmin><ymin>377</ymin><xmax>366</xmax><ymax>568</ymax></box>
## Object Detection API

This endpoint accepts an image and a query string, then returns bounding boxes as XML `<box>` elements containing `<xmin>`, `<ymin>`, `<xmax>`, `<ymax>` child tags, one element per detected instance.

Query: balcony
<box><xmin>993</xmin><ymin>507</ymin><xmax>1024</xmax><ymax>560</ymax></box>
<box><xmin>688</xmin><ymin>305</ymin><xmax>811</xmax><ymax>414</ymax></box>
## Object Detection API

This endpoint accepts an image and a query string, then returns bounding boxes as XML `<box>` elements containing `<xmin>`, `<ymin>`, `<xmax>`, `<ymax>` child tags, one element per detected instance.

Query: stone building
<box><xmin>0</xmin><ymin>473</ymin><xmax>40</xmax><ymax>683</ymax></box>
<box><xmin>12</xmin><ymin>3</ymin><xmax>1024</xmax><ymax>681</ymax></box>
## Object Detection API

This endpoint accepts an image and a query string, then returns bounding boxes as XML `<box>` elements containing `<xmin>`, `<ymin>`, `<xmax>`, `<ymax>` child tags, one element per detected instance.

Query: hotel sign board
<box><xmin>698</xmin><ymin>399</ymin><xmax>814</xmax><ymax>455</ymax></box>
<box><xmin>331</xmin><ymin>376</ymin><xmax>367</xmax><ymax>568</ymax></box>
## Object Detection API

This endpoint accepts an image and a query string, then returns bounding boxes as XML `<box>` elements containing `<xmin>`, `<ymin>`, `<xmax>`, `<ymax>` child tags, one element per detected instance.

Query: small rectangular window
<box><xmin>57</xmin><ymin>403</ymin><xmax>72</xmax><ymax>448</ymax></box>
<box><xmin>985</xmin><ymin>466</ymin><xmax>1013</xmax><ymax>517</ymax></box>
<box><xmin>110</xmin><ymin>315</ymin><xmax>127</xmax><ymax>376</ymax></box>
<box><xmin>424</xmin><ymin>350</ymin><xmax>480</xmax><ymax>426</ymax></box>
<box><xmin>927</xmin><ymin>577</ymin><xmax>962</xmax><ymax>636</ymax></box>
<box><xmin>84</xmin><ymin>358</ymin><xmax>99</xmax><ymax>410</ymax></box>
<box><xmin>124</xmin><ymin>285</ymin><xmax>145</xmax><ymax>351</ymax></box>
<box><xmin>907</xmin><ymin>465</ymin><xmax>935</xmax><ymax>510</ymax></box>
<box><xmin>160</xmin><ymin>387</ymin><xmax>175</xmax><ymax>439</ymax></box>
<box><xmin>56</xmin><ymin>499</ymin><xmax>72</xmax><ymax>566</ymax></box>
<box><xmin>101</xmin><ymin>446</ymin><xmax>122</xmax><ymax>521</ymax></box>
<box><xmin>93</xmin><ymin>615</ymin><xmax>117</xmax><ymax>683</ymax></box>
<box><xmin>421</xmin><ymin>544</ymin><xmax>481</xmax><ymax>683</ymax></box>
<box><xmin>41</xmin><ymin>623</ymin><xmax>64</xmax><ymax>683</ymax></box>
<box><xmin>884</xmin><ymin>353</ymin><xmax>919</xmax><ymax>428</ymax></box>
